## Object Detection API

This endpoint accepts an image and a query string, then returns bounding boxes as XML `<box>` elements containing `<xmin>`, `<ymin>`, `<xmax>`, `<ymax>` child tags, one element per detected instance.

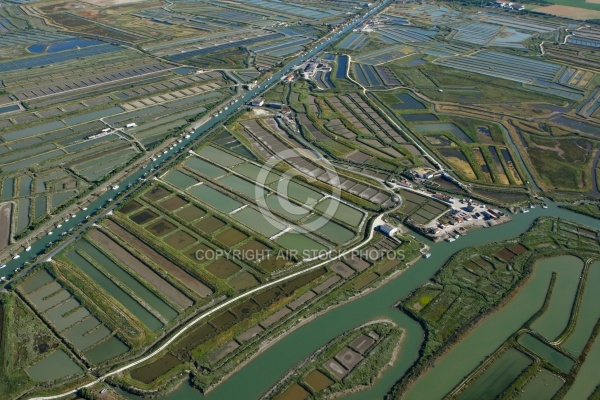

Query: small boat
<box><xmin>25</xmin><ymin>246</ymin><xmax>31</xmax><ymax>252</ymax></box>
<box><xmin>57</xmin><ymin>224</ymin><xmax>62</xmax><ymax>228</ymax></box>
<box><xmin>542</xmin><ymin>204</ymin><xmax>548</xmax><ymax>209</ymax></box>
<box><xmin>13</xmin><ymin>254</ymin><xmax>20</xmax><ymax>260</ymax></box>
<box><xmin>48</xmin><ymin>231</ymin><xmax>53</xmax><ymax>235</ymax></box>
<box><xmin>445</xmin><ymin>237</ymin><xmax>455</xmax><ymax>243</ymax></box>
<box><xmin>423</xmin><ymin>253</ymin><xmax>432</xmax><ymax>259</ymax></box>
<box><xmin>0</xmin><ymin>265</ymin><xmax>6</xmax><ymax>269</ymax></box>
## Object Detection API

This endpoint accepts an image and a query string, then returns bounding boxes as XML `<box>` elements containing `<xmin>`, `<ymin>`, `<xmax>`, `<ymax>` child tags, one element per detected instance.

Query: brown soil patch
<box><xmin>304</xmin><ymin>369</ymin><xmax>334</xmax><ymax>392</ymax></box>
<box><xmin>159</xmin><ymin>196</ymin><xmax>188</xmax><ymax>211</ymax></box>
<box><xmin>229</xmin><ymin>271</ymin><xmax>259</xmax><ymax>291</ymax></box>
<box><xmin>105</xmin><ymin>219</ymin><xmax>213</xmax><ymax>297</ymax></box>
<box><xmin>80</xmin><ymin>0</ymin><xmax>149</xmax><ymax>6</ymax></box>
<box><xmin>239</xmin><ymin>240</ymin><xmax>271</xmax><ymax>253</ymax></box>
<box><xmin>508</xmin><ymin>243</ymin><xmax>528</xmax><ymax>255</ymax></box>
<box><xmin>164</xmin><ymin>230</ymin><xmax>196</xmax><ymax>250</ymax></box>
<box><xmin>175</xmin><ymin>204</ymin><xmax>206</xmax><ymax>221</ymax></box>
<box><xmin>275</xmin><ymin>383</ymin><xmax>310</xmax><ymax>400</ymax></box>
<box><xmin>146</xmin><ymin>219</ymin><xmax>177</xmax><ymax>236</ymax></box>
<box><xmin>214</xmin><ymin>227</ymin><xmax>248</xmax><ymax>247</ymax></box>
<box><xmin>209</xmin><ymin>311</ymin><xmax>238</xmax><ymax>330</ymax></box>
<box><xmin>0</xmin><ymin>203</ymin><xmax>12</xmax><ymax>251</ymax></box>
<box><xmin>143</xmin><ymin>186</ymin><xmax>171</xmax><ymax>202</ymax></box>
<box><xmin>89</xmin><ymin>229</ymin><xmax>192</xmax><ymax>308</ymax></box>
<box><xmin>194</xmin><ymin>215</ymin><xmax>225</xmax><ymax>234</ymax></box>
<box><xmin>120</xmin><ymin>200</ymin><xmax>143</xmax><ymax>214</ymax></box>
<box><xmin>354</xmin><ymin>272</ymin><xmax>378</xmax><ymax>290</ymax></box>
<box><xmin>259</xmin><ymin>255</ymin><xmax>293</xmax><ymax>273</ymax></box>
<box><xmin>0</xmin><ymin>302</ymin><xmax>4</xmax><ymax>353</ymax></box>
<box><xmin>184</xmin><ymin>242</ymin><xmax>212</xmax><ymax>262</ymax></box>
<box><xmin>494</xmin><ymin>248</ymin><xmax>516</xmax><ymax>262</ymax></box>
<box><xmin>533</xmin><ymin>5</ymin><xmax>600</xmax><ymax>19</ymax></box>
<box><xmin>129</xmin><ymin>209</ymin><xmax>158</xmax><ymax>225</ymax></box>
<box><xmin>130</xmin><ymin>353</ymin><xmax>181</xmax><ymax>384</ymax></box>
<box><xmin>206</xmin><ymin>259</ymin><xmax>241</xmax><ymax>279</ymax></box>
<box><xmin>75</xmin><ymin>9</ymin><xmax>101</xmax><ymax>19</ymax></box>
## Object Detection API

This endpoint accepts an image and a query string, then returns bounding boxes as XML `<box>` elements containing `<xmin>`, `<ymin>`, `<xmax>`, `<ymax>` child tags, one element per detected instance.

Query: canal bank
<box><xmin>118</xmin><ymin>203</ymin><xmax>598</xmax><ymax>400</ymax></box>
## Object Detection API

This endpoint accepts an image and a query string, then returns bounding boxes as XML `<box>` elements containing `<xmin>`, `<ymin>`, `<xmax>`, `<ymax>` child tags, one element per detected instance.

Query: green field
<box><xmin>540</xmin><ymin>0</ymin><xmax>600</xmax><ymax>12</ymax></box>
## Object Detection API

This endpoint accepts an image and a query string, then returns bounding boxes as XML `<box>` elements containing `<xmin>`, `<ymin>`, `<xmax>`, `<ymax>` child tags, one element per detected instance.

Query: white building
<box><xmin>379</xmin><ymin>224</ymin><xmax>398</xmax><ymax>237</ymax></box>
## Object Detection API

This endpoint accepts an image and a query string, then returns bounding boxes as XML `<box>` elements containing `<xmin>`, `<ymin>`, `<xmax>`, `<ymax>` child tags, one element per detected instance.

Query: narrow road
<box><xmin>29</xmin><ymin>214</ymin><xmax>385</xmax><ymax>400</ymax></box>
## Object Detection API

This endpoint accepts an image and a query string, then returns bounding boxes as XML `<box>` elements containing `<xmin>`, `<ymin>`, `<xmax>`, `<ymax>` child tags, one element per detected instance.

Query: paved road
<box><xmin>1</xmin><ymin>0</ymin><xmax>391</xmax><ymax>283</ymax></box>
<box><xmin>30</xmin><ymin>213</ymin><xmax>386</xmax><ymax>400</ymax></box>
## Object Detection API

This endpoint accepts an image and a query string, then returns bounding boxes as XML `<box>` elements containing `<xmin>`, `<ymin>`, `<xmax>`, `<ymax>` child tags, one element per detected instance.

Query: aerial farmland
<box><xmin>1</xmin><ymin>0</ymin><xmax>600</xmax><ymax>400</ymax></box>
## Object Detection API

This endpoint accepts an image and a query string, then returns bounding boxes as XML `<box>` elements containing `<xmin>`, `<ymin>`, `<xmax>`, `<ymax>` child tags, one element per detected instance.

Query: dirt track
<box><xmin>88</xmin><ymin>229</ymin><xmax>193</xmax><ymax>309</ymax></box>
<box><xmin>0</xmin><ymin>203</ymin><xmax>12</xmax><ymax>251</ymax></box>
<box><xmin>102</xmin><ymin>219</ymin><xmax>213</xmax><ymax>297</ymax></box>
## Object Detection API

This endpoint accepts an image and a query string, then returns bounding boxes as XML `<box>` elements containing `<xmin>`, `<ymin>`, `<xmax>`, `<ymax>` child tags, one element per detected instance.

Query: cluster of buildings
<box><xmin>300</xmin><ymin>58</ymin><xmax>332</xmax><ymax>80</ymax></box>
<box><xmin>492</xmin><ymin>1</ymin><xmax>525</xmax><ymax>11</ymax></box>
<box><xmin>422</xmin><ymin>197</ymin><xmax>507</xmax><ymax>241</ymax></box>
<box><xmin>249</xmin><ymin>97</ymin><xmax>284</xmax><ymax>109</ymax></box>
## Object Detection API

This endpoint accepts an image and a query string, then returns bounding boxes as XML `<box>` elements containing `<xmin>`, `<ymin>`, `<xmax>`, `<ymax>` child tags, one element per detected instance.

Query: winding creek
<box><xmin>119</xmin><ymin>203</ymin><xmax>599</xmax><ymax>400</ymax></box>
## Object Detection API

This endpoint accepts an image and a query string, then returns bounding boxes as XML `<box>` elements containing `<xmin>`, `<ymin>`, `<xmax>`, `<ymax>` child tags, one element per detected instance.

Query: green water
<box><xmin>231</xmin><ymin>207</ymin><xmax>286</xmax><ymax>237</ymax></box>
<box><xmin>104</xmin><ymin>204</ymin><xmax>600</xmax><ymax>399</ymax></box>
<box><xmin>518</xmin><ymin>333</ymin><xmax>574</xmax><ymax>373</ymax></box>
<box><xmin>43</xmin><ymin>298</ymin><xmax>81</xmax><ymax>330</ymax></box>
<box><xmin>63</xmin><ymin>106</ymin><xmax>123</xmax><ymax>125</ymax></box>
<box><xmin>264</xmin><ymin>194</ymin><xmax>311</xmax><ymax>221</ymax></box>
<box><xmin>275</xmin><ymin>232</ymin><xmax>329</xmax><ymax>254</ymax></box>
<box><xmin>16</xmin><ymin>198</ymin><xmax>30</xmax><ymax>233</ymax></box>
<box><xmin>19</xmin><ymin>176</ymin><xmax>32</xmax><ymax>196</ymax></box>
<box><xmin>63</xmin><ymin>316</ymin><xmax>109</xmax><ymax>349</ymax></box>
<box><xmin>531</xmin><ymin>255</ymin><xmax>584</xmax><ymax>341</ymax></box>
<box><xmin>187</xmin><ymin>185</ymin><xmax>243</xmax><ymax>213</ymax></box>
<box><xmin>562</xmin><ymin>261</ymin><xmax>600</xmax><ymax>356</ymax></box>
<box><xmin>84</xmin><ymin>336</ymin><xmax>130</xmax><ymax>364</ymax></box>
<box><xmin>66</xmin><ymin>248</ymin><xmax>163</xmax><ymax>331</ymax></box>
<box><xmin>404</xmin><ymin>256</ymin><xmax>579</xmax><ymax>399</ymax></box>
<box><xmin>51</xmin><ymin>190</ymin><xmax>77</xmax><ymax>209</ymax></box>
<box><xmin>34</xmin><ymin>196</ymin><xmax>47</xmax><ymax>219</ymax></box>
<box><xmin>197</xmin><ymin>145</ymin><xmax>243</xmax><ymax>167</ymax></box>
<box><xmin>270</xmin><ymin>178</ymin><xmax>323</xmax><ymax>206</ymax></box>
<box><xmin>77</xmin><ymin>241</ymin><xmax>178</xmax><ymax>321</ymax></box>
<box><xmin>185</xmin><ymin>157</ymin><xmax>227</xmax><ymax>179</ymax></box>
<box><xmin>516</xmin><ymin>368</ymin><xmax>563</xmax><ymax>400</ymax></box>
<box><xmin>232</xmin><ymin>162</ymin><xmax>281</xmax><ymax>185</ymax></box>
<box><xmin>2</xmin><ymin>120</ymin><xmax>64</xmax><ymax>141</ymax></box>
<box><xmin>51</xmin><ymin>306</ymin><xmax>91</xmax><ymax>333</ymax></box>
<box><xmin>217</xmin><ymin>175</ymin><xmax>261</xmax><ymax>199</ymax></box>
<box><xmin>304</xmin><ymin>216</ymin><xmax>356</xmax><ymax>245</ymax></box>
<box><xmin>1</xmin><ymin>177</ymin><xmax>14</xmax><ymax>200</ymax></box>
<box><xmin>315</xmin><ymin>198</ymin><xmax>364</xmax><ymax>227</ymax></box>
<box><xmin>163</xmin><ymin>170</ymin><xmax>200</xmax><ymax>189</ymax></box>
<box><xmin>563</xmin><ymin>334</ymin><xmax>600</xmax><ymax>400</ymax></box>
<box><xmin>26</xmin><ymin>350</ymin><xmax>82</xmax><ymax>381</ymax></box>
<box><xmin>28</xmin><ymin>282</ymin><xmax>62</xmax><ymax>310</ymax></box>
<box><xmin>4</xmin><ymin>149</ymin><xmax>64</xmax><ymax>172</ymax></box>
<box><xmin>457</xmin><ymin>347</ymin><xmax>532</xmax><ymax>400</ymax></box>
<box><xmin>20</xmin><ymin>270</ymin><xmax>54</xmax><ymax>294</ymax></box>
